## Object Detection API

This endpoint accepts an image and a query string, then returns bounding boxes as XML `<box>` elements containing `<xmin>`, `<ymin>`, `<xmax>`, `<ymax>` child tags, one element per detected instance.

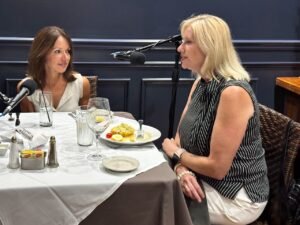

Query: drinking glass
<box><xmin>39</xmin><ymin>91</ymin><xmax>53</xmax><ymax>127</ymax></box>
<box><xmin>76</xmin><ymin>105</ymin><xmax>94</xmax><ymax>146</ymax></box>
<box><xmin>86</xmin><ymin>97</ymin><xmax>112</xmax><ymax>161</ymax></box>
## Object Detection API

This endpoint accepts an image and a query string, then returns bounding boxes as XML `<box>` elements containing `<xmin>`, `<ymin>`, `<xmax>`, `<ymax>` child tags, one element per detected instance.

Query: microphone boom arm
<box><xmin>111</xmin><ymin>34</ymin><xmax>182</xmax><ymax>137</ymax></box>
<box><xmin>134</xmin><ymin>34</ymin><xmax>181</xmax><ymax>53</ymax></box>
<box><xmin>132</xmin><ymin>34</ymin><xmax>182</xmax><ymax>137</ymax></box>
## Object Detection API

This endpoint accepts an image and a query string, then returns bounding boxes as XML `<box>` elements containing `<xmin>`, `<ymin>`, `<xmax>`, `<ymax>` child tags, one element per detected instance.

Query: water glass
<box><xmin>39</xmin><ymin>91</ymin><xmax>53</xmax><ymax>127</ymax></box>
<box><xmin>76</xmin><ymin>105</ymin><xmax>94</xmax><ymax>146</ymax></box>
<box><xmin>86</xmin><ymin>97</ymin><xmax>112</xmax><ymax>161</ymax></box>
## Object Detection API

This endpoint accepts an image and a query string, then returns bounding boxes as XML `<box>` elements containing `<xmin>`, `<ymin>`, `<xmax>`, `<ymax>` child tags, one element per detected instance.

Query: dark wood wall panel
<box><xmin>141</xmin><ymin>78</ymin><xmax>194</xmax><ymax>144</ymax></box>
<box><xmin>1</xmin><ymin>38</ymin><xmax>300</xmax><ymax>143</ymax></box>
<box><xmin>98</xmin><ymin>78</ymin><xmax>130</xmax><ymax>112</ymax></box>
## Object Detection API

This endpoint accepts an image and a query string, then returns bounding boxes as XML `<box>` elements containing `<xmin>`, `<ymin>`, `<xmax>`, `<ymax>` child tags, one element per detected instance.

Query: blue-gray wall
<box><xmin>0</xmin><ymin>0</ymin><xmax>300</xmax><ymax>145</ymax></box>
<box><xmin>1</xmin><ymin>0</ymin><xmax>300</xmax><ymax>39</ymax></box>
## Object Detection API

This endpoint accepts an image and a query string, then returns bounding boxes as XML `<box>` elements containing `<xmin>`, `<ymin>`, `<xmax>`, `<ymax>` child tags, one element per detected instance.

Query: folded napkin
<box><xmin>0</xmin><ymin>130</ymin><xmax>49</xmax><ymax>150</ymax></box>
<box><xmin>0</xmin><ymin>130</ymin><xmax>24</xmax><ymax>143</ymax></box>
<box><xmin>0</xmin><ymin>130</ymin><xmax>25</xmax><ymax>152</ymax></box>
<box><xmin>15</xmin><ymin>128</ymin><xmax>49</xmax><ymax>149</ymax></box>
<box><xmin>27</xmin><ymin>132</ymin><xmax>49</xmax><ymax>149</ymax></box>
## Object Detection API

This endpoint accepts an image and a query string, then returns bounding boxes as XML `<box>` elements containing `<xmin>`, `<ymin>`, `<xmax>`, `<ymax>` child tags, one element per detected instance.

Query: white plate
<box><xmin>100</xmin><ymin>121</ymin><xmax>161</xmax><ymax>146</ymax></box>
<box><xmin>102</xmin><ymin>156</ymin><xmax>139</xmax><ymax>172</ymax></box>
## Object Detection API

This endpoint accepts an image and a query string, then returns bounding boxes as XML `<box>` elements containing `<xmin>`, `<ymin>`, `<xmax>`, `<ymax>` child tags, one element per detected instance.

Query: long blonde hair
<box><xmin>180</xmin><ymin>14</ymin><xmax>250</xmax><ymax>81</ymax></box>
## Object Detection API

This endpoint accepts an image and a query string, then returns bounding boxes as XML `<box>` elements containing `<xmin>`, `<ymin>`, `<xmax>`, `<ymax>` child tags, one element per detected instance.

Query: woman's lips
<box><xmin>58</xmin><ymin>63</ymin><xmax>68</xmax><ymax>68</ymax></box>
<box><xmin>180</xmin><ymin>56</ymin><xmax>187</xmax><ymax>62</ymax></box>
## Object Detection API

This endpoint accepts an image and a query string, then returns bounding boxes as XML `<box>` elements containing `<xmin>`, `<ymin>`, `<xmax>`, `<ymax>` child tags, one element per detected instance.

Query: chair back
<box><xmin>84</xmin><ymin>75</ymin><xmax>98</xmax><ymax>98</ymax></box>
<box><xmin>253</xmin><ymin>104</ymin><xmax>300</xmax><ymax>225</ymax></box>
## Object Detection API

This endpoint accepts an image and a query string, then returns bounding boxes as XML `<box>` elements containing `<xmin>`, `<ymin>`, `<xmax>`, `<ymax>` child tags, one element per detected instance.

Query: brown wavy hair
<box><xmin>27</xmin><ymin>26</ymin><xmax>76</xmax><ymax>89</ymax></box>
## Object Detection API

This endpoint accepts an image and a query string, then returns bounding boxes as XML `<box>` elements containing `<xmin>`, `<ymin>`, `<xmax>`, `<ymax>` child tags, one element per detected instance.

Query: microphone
<box><xmin>111</xmin><ymin>34</ymin><xmax>181</xmax><ymax>65</ymax></box>
<box><xmin>111</xmin><ymin>51</ymin><xmax>146</xmax><ymax>65</ymax></box>
<box><xmin>2</xmin><ymin>79</ymin><xmax>37</xmax><ymax>116</ymax></box>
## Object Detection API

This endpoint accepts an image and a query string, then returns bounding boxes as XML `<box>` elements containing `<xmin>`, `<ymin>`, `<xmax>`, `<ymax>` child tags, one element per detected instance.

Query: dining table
<box><xmin>0</xmin><ymin>111</ymin><xmax>193</xmax><ymax>225</ymax></box>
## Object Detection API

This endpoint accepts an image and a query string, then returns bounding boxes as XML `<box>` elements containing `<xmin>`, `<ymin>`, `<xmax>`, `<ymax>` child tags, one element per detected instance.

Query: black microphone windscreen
<box><xmin>130</xmin><ymin>51</ymin><xmax>146</xmax><ymax>65</ymax></box>
<box><xmin>21</xmin><ymin>79</ymin><xmax>37</xmax><ymax>95</ymax></box>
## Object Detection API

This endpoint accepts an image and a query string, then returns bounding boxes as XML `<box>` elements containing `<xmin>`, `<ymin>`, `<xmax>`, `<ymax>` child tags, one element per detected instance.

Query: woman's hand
<box><xmin>162</xmin><ymin>138</ymin><xmax>178</xmax><ymax>158</ymax></box>
<box><xmin>178</xmin><ymin>170</ymin><xmax>205</xmax><ymax>202</ymax></box>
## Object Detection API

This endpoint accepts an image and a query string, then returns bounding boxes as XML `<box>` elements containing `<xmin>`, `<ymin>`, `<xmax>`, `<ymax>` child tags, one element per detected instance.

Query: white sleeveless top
<box><xmin>27</xmin><ymin>73</ymin><xmax>83</xmax><ymax>112</ymax></box>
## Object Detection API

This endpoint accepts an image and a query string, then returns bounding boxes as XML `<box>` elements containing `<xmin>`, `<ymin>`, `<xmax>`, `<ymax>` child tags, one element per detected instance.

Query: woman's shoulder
<box><xmin>221</xmin><ymin>79</ymin><xmax>254</xmax><ymax>97</ymax></box>
<box><xmin>224</xmin><ymin>78</ymin><xmax>250</xmax><ymax>87</ymax></box>
<box><xmin>72</xmin><ymin>72</ymin><xmax>83</xmax><ymax>79</ymax></box>
<box><xmin>72</xmin><ymin>72</ymin><xmax>90</xmax><ymax>85</ymax></box>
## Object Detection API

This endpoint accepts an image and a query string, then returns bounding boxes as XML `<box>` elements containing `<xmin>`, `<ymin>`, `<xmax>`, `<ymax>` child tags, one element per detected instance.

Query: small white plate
<box><xmin>102</xmin><ymin>156</ymin><xmax>139</xmax><ymax>172</ymax></box>
<box><xmin>101</xmin><ymin>121</ymin><xmax>161</xmax><ymax>146</ymax></box>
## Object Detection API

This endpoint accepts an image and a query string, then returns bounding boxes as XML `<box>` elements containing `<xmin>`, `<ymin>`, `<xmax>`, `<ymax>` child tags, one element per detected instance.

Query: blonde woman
<box><xmin>162</xmin><ymin>14</ymin><xmax>269</xmax><ymax>225</ymax></box>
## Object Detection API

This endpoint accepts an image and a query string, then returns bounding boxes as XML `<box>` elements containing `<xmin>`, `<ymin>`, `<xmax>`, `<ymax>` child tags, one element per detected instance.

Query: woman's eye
<box><xmin>54</xmin><ymin>49</ymin><xmax>61</xmax><ymax>54</ymax></box>
<box><xmin>182</xmin><ymin>40</ymin><xmax>193</xmax><ymax>45</ymax></box>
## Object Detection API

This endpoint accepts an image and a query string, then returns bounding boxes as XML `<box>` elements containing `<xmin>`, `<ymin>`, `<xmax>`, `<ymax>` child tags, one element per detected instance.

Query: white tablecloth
<box><xmin>0</xmin><ymin>113</ymin><xmax>166</xmax><ymax>225</ymax></box>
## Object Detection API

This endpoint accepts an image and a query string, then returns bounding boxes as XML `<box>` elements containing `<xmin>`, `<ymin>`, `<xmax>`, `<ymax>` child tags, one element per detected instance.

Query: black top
<box><xmin>179</xmin><ymin>77</ymin><xmax>269</xmax><ymax>202</ymax></box>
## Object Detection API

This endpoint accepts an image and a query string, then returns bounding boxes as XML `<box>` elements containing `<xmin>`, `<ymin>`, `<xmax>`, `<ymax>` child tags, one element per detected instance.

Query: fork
<box><xmin>136</xmin><ymin>119</ymin><xmax>144</xmax><ymax>140</ymax></box>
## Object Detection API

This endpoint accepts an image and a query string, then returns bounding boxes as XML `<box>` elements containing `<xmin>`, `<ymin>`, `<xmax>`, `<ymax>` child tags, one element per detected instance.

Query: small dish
<box><xmin>0</xmin><ymin>142</ymin><xmax>10</xmax><ymax>156</ymax></box>
<box><xmin>102</xmin><ymin>156</ymin><xmax>139</xmax><ymax>172</ymax></box>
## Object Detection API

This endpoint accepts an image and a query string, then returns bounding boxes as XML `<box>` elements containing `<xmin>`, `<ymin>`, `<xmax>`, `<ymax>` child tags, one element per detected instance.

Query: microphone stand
<box><xmin>0</xmin><ymin>91</ymin><xmax>20</xmax><ymax>123</ymax></box>
<box><xmin>133</xmin><ymin>34</ymin><xmax>181</xmax><ymax>53</ymax></box>
<box><xmin>168</xmin><ymin>42</ymin><xmax>180</xmax><ymax>138</ymax></box>
<box><xmin>0</xmin><ymin>91</ymin><xmax>11</xmax><ymax>104</ymax></box>
<box><xmin>127</xmin><ymin>34</ymin><xmax>182</xmax><ymax>137</ymax></box>
<box><xmin>0</xmin><ymin>92</ymin><xmax>13</xmax><ymax>120</ymax></box>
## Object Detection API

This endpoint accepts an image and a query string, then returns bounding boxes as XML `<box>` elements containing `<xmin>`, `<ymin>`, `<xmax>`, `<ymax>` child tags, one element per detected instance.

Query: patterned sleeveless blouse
<box><xmin>178</xmin><ymin>77</ymin><xmax>269</xmax><ymax>202</ymax></box>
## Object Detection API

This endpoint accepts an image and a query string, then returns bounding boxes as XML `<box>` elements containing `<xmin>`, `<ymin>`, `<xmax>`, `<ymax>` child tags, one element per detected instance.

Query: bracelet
<box><xmin>177</xmin><ymin>170</ymin><xmax>196</xmax><ymax>181</ymax></box>
<box><xmin>173</xmin><ymin>163</ymin><xmax>182</xmax><ymax>172</ymax></box>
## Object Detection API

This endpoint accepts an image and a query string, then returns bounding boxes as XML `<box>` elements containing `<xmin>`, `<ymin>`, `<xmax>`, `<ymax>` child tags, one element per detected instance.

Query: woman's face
<box><xmin>177</xmin><ymin>27</ymin><xmax>205</xmax><ymax>73</ymax></box>
<box><xmin>45</xmin><ymin>36</ymin><xmax>71</xmax><ymax>76</ymax></box>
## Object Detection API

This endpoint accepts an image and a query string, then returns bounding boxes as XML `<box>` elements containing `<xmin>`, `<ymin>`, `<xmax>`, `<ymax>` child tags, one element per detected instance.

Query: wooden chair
<box><xmin>250</xmin><ymin>104</ymin><xmax>300</xmax><ymax>225</ymax></box>
<box><xmin>84</xmin><ymin>75</ymin><xmax>98</xmax><ymax>98</ymax></box>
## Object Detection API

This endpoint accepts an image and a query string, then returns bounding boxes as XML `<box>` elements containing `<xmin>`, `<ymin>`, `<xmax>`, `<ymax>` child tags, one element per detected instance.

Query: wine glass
<box><xmin>86</xmin><ymin>97</ymin><xmax>112</xmax><ymax>161</ymax></box>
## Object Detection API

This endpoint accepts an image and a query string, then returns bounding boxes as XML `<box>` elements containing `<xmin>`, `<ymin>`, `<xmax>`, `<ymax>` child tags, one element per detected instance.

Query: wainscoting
<box><xmin>1</xmin><ymin>38</ymin><xmax>300</xmax><ymax>146</ymax></box>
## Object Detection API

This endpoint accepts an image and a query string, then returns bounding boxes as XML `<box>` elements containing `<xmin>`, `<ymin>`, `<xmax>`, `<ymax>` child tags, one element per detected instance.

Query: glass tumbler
<box><xmin>76</xmin><ymin>105</ymin><xmax>94</xmax><ymax>146</ymax></box>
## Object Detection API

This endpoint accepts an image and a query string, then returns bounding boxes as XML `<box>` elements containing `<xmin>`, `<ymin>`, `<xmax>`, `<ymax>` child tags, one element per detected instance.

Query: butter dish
<box><xmin>20</xmin><ymin>150</ymin><xmax>46</xmax><ymax>170</ymax></box>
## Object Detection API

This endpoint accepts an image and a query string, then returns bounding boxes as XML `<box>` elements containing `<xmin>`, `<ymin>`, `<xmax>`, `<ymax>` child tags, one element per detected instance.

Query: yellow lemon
<box><xmin>95</xmin><ymin>116</ymin><xmax>105</xmax><ymax>123</ymax></box>
<box><xmin>111</xmin><ymin>134</ymin><xmax>123</xmax><ymax>141</ymax></box>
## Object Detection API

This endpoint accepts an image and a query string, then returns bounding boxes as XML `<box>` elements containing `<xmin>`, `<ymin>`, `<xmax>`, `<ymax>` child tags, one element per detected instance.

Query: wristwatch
<box><xmin>172</xmin><ymin>148</ymin><xmax>186</xmax><ymax>164</ymax></box>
